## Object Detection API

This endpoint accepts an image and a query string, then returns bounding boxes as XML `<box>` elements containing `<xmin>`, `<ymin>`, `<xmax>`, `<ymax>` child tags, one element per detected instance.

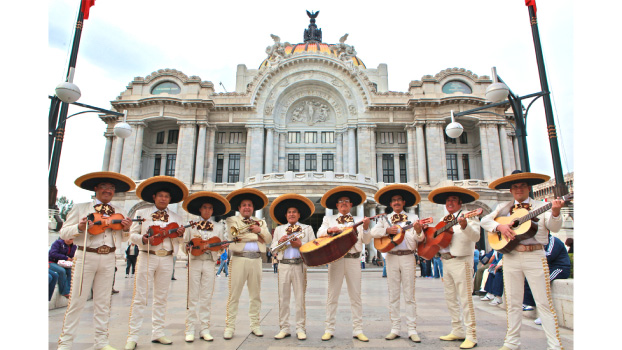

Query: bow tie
<box><xmin>336</xmin><ymin>214</ymin><xmax>354</xmax><ymax>225</ymax></box>
<box><xmin>443</xmin><ymin>214</ymin><xmax>456</xmax><ymax>223</ymax></box>
<box><xmin>286</xmin><ymin>224</ymin><xmax>302</xmax><ymax>234</ymax></box>
<box><xmin>151</xmin><ymin>210</ymin><xmax>169</xmax><ymax>222</ymax></box>
<box><xmin>94</xmin><ymin>203</ymin><xmax>115</xmax><ymax>216</ymax></box>
<box><xmin>510</xmin><ymin>203</ymin><xmax>532</xmax><ymax>214</ymax></box>
<box><xmin>242</xmin><ymin>218</ymin><xmax>255</xmax><ymax>225</ymax></box>
<box><xmin>391</xmin><ymin>213</ymin><xmax>408</xmax><ymax>224</ymax></box>
<box><xmin>196</xmin><ymin>220</ymin><xmax>213</xmax><ymax>231</ymax></box>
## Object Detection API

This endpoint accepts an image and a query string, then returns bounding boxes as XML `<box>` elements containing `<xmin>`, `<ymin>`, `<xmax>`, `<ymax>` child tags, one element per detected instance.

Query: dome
<box><xmin>259</xmin><ymin>42</ymin><xmax>366</xmax><ymax>69</ymax></box>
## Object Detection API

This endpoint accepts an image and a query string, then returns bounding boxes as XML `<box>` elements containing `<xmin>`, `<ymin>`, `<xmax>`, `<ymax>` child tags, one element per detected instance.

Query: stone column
<box><xmin>101</xmin><ymin>132</ymin><xmax>114</xmax><ymax>171</ymax></box>
<box><xmin>264</xmin><ymin>127</ymin><xmax>274</xmax><ymax>173</ymax></box>
<box><xmin>479</xmin><ymin>122</ymin><xmax>492</xmax><ymax>180</ymax></box>
<box><xmin>249</xmin><ymin>127</ymin><xmax>264</xmax><ymax>176</ymax></box>
<box><xmin>244</xmin><ymin>127</ymin><xmax>252</xmax><ymax>177</ymax></box>
<box><xmin>415</xmin><ymin>122</ymin><xmax>427</xmax><ymax>184</ymax></box>
<box><xmin>325</xmin><ymin>208</ymin><xmax>333</xmax><ymax>216</ymax></box>
<box><xmin>356</xmin><ymin>126</ymin><xmax>374</xmax><ymax>178</ymax></box>
<box><xmin>505</xmin><ymin>131</ymin><xmax>517</xmax><ymax>173</ymax></box>
<box><xmin>278</xmin><ymin>132</ymin><xmax>286</xmax><ymax>172</ymax></box>
<box><xmin>498</xmin><ymin>123</ymin><xmax>512</xmax><ymax>176</ymax></box>
<box><xmin>273</xmin><ymin>129</ymin><xmax>279</xmax><ymax>172</ymax></box>
<box><xmin>131</xmin><ymin>123</ymin><xmax>145</xmax><ymax>180</ymax></box>
<box><xmin>371</xmin><ymin>129</ymin><xmax>377</xmax><ymax>181</ymax></box>
<box><xmin>255</xmin><ymin>209</ymin><xmax>263</xmax><ymax>220</ymax></box>
<box><xmin>425</xmin><ymin>121</ymin><xmax>445</xmax><ymax>184</ymax></box>
<box><xmin>342</xmin><ymin>131</ymin><xmax>348</xmax><ymax>172</ymax></box>
<box><xmin>120</xmin><ymin>123</ymin><xmax>139</xmax><ymax>177</ymax></box>
<box><xmin>335</xmin><ymin>132</ymin><xmax>343</xmax><ymax>172</ymax></box>
<box><xmin>406</xmin><ymin>126</ymin><xmax>416</xmax><ymax>184</ymax></box>
<box><xmin>512</xmin><ymin>135</ymin><xmax>520</xmax><ymax>170</ymax></box>
<box><xmin>394</xmin><ymin>152</ymin><xmax>401</xmax><ymax>183</ymax></box>
<box><xmin>367</xmin><ymin>205</ymin><xmax>377</xmax><ymax>259</ymax></box>
<box><xmin>205</xmin><ymin>127</ymin><xmax>216</xmax><ymax>182</ymax></box>
<box><xmin>485</xmin><ymin>122</ymin><xmax>503</xmax><ymax>179</ymax></box>
<box><xmin>175</xmin><ymin>121</ymin><xmax>197</xmax><ymax>183</ymax></box>
<box><xmin>112</xmin><ymin>135</ymin><xmax>124</xmax><ymax>173</ymax></box>
<box><xmin>348</xmin><ymin>127</ymin><xmax>356</xmax><ymax>174</ymax></box>
<box><xmin>356</xmin><ymin>204</ymin><xmax>364</xmax><ymax>217</ymax></box>
<box><xmin>194</xmin><ymin>122</ymin><xmax>208</xmax><ymax>184</ymax></box>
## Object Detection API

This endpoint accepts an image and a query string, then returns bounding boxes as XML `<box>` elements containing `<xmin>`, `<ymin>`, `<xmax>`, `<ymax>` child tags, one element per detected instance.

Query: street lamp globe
<box><xmin>485</xmin><ymin>82</ymin><xmax>509</xmax><ymax>103</ymax></box>
<box><xmin>113</xmin><ymin>122</ymin><xmax>132</xmax><ymax>138</ymax></box>
<box><xmin>55</xmin><ymin>81</ymin><xmax>81</xmax><ymax>103</ymax></box>
<box><xmin>446</xmin><ymin>121</ymin><xmax>463</xmax><ymax>138</ymax></box>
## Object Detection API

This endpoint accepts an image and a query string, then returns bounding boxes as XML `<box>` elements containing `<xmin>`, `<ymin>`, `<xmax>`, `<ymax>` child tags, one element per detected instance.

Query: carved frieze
<box><xmin>289</xmin><ymin>99</ymin><xmax>331</xmax><ymax>125</ymax></box>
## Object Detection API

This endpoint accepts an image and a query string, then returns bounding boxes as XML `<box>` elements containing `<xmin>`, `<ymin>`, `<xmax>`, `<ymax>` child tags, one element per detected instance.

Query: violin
<box><xmin>188</xmin><ymin>237</ymin><xmax>240</xmax><ymax>256</ymax></box>
<box><xmin>146</xmin><ymin>221</ymin><xmax>197</xmax><ymax>246</ymax></box>
<box><xmin>86</xmin><ymin>213</ymin><xmax>145</xmax><ymax>235</ymax></box>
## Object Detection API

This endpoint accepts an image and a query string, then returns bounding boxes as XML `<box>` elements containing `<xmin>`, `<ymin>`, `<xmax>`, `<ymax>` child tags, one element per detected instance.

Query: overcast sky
<box><xmin>47</xmin><ymin>0</ymin><xmax>574</xmax><ymax>203</ymax></box>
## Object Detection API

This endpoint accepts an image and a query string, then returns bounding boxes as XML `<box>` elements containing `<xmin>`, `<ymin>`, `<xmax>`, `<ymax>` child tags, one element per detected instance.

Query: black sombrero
<box><xmin>321</xmin><ymin>185</ymin><xmax>366</xmax><ymax>209</ymax></box>
<box><xmin>182</xmin><ymin>191</ymin><xmax>231</xmax><ymax>217</ymax></box>
<box><xmin>226</xmin><ymin>188</ymin><xmax>269</xmax><ymax>212</ymax></box>
<box><xmin>74</xmin><ymin>171</ymin><xmax>135</xmax><ymax>193</ymax></box>
<box><xmin>488</xmin><ymin>170</ymin><xmax>550</xmax><ymax>190</ymax></box>
<box><xmin>428</xmin><ymin>186</ymin><xmax>479</xmax><ymax>204</ymax></box>
<box><xmin>135</xmin><ymin>176</ymin><xmax>188</xmax><ymax>204</ymax></box>
<box><xmin>270</xmin><ymin>194</ymin><xmax>315</xmax><ymax>225</ymax></box>
<box><xmin>374</xmin><ymin>184</ymin><xmax>421</xmax><ymax>207</ymax></box>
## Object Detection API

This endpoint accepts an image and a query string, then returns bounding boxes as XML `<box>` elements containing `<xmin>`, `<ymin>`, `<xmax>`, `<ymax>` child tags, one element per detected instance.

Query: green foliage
<box><xmin>56</xmin><ymin>196</ymin><xmax>74</xmax><ymax>221</ymax></box>
<box><xmin>568</xmin><ymin>253</ymin><xmax>573</xmax><ymax>278</ymax></box>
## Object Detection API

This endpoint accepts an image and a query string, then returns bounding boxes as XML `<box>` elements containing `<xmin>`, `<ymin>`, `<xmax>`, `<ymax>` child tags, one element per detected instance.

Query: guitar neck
<box><xmin>518</xmin><ymin>203</ymin><xmax>551</xmax><ymax>225</ymax></box>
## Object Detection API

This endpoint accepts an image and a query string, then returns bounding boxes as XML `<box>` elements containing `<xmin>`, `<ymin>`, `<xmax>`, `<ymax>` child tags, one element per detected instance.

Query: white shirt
<box><xmin>283</xmin><ymin>222</ymin><xmax>302</xmax><ymax>259</ymax></box>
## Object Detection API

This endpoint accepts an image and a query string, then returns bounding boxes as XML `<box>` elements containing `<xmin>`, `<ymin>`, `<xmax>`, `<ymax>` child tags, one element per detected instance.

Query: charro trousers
<box><xmin>325</xmin><ymin>257</ymin><xmax>364</xmax><ymax>336</ymax></box>
<box><xmin>185</xmin><ymin>257</ymin><xmax>216</xmax><ymax>337</ymax></box>
<box><xmin>385</xmin><ymin>253</ymin><xmax>418</xmax><ymax>336</ymax></box>
<box><xmin>225</xmin><ymin>256</ymin><xmax>263</xmax><ymax>332</ymax></box>
<box><xmin>277</xmin><ymin>262</ymin><xmax>307</xmax><ymax>334</ymax></box>
<box><xmin>442</xmin><ymin>256</ymin><xmax>477</xmax><ymax>342</ymax></box>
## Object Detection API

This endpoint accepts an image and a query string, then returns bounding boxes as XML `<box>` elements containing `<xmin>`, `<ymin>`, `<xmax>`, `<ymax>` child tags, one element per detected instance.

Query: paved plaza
<box><xmin>49</xmin><ymin>261</ymin><xmax>574</xmax><ymax>349</ymax></box>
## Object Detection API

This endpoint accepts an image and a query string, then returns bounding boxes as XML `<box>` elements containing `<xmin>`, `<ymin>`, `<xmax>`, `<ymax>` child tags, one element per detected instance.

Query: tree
<box><xmin>56</xmin><ymin>196</ymin><xmax>74</xmax><ymax>221</ymax></box>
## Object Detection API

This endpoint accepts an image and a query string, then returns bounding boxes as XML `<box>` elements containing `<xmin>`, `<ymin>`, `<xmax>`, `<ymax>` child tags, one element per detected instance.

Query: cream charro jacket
<box><xmin>270</xmin><ymin>223</ymin><xmax>314</xmax><ymax>260</ymax></box>
<box><xmin>370</xmin><ymin>212</ymin><xmax>424</xmax><ymax>251</ymax></box>
<box><xmin>225</xmin><ymin>215</ymin><xmax>272</xmax><ymax>253</ymax></box>
<box><xmin>436</xmin><ymin>209</ymin><xmax>480</xmax><ymax>257</ymax></box>
<box><xmin>182</xmin><ymin>217</ymin><xmax>226</xmax><ymax>260</ymax></box>
<box><xmin>60</xmin><ymin>200</ymin><xmax>129</xmax><ymax>248</ymax></box>
<box><xmin>317</xmin><ymin>214</ymin><xmax>371</xmax><ymax>253</ymax></box>
<box><xmin>129</xmin><ymin>205</ymin><xmax>183</xmax><ymax>256</ymax></box>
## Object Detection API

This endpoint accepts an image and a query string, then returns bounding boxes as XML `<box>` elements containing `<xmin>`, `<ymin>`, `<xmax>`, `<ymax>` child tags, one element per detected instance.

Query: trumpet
<box><xmin>271</xmin><ymin>231</ymin><xmax>305</xmax><ymax>254</ymax></box>
<box><xmin>230</xmin><ymin>218</ymin><xmax>265</xmax><ymax>237</ymax></box>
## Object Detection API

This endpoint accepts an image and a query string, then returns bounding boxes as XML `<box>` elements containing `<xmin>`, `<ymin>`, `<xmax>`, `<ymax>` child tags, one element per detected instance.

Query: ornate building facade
<box><xmin>101</xmin><ymin>15</ymin><xmax>520</xmax><ymax>256</ymax></box>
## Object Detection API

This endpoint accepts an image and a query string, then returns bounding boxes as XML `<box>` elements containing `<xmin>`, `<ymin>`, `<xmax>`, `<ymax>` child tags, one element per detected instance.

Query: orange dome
<box><xmin>260</xmin><ymin>42</ymin><xmax>366</xmax><ymax>69</ymax></box>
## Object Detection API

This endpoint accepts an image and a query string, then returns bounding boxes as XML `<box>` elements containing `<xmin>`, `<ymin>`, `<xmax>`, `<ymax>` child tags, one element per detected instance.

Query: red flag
<box><xmin>525</xmin><ymin>0</ymin><xmax>537</xmax><ymax>14</ymax></box>
<box><xmin>81</xmin><ymin>0</ymin><xmax>96</xmax><ymax>20</ymax></box>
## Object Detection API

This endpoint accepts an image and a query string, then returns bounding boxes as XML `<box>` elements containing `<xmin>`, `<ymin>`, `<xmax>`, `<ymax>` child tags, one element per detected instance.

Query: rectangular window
<box><xmin>304</xmin><ymin>132</ymin><xmax>317</xmax><ymax>144</ymax></box>
<box><xmin>321</xmin><ymin>131</ymin><xmax>334</xmax><ymax>143</ymax></box>
<box><xmin>156</xmin><ymin>131</ymin><xmax>164</xmax><ymax>144</ymax></box>
<box><xmin>322</xmin><ymin>154</ymin><xmax>334</xmax><ymax>171</ymax></box>
<box><xmin>288</xmin><ymin>131</ymin><xmax>301</xmax><ymax>143</ymax></box>
<box><xmin>217</xmin><ymin>132</ymin><xmax>226</xmax><ymax>144</ymax></box>
<box><xmin>305</xmin><ymin>154</ymin><xmax>317</xmax><ymax>171</ymax></box>
<box><xmin>382</xmin><ymin>154</ymin><xmax>395</xmax><ymax>183</ymax></box>
<box><xmin>460</xmin><ymin>132</ymin><xmax>468</xmax><ymax>144</ymax></box>
<box><xmin>397</xmin><ymin>132</ymin><xmax>406</xmax><ymax>144</ymax></box>
<box><xmin>444</xmin><ymin>132</ymin><xmax>457</xmax><ymax>144</ymax></box>
<box><xmin>215</xmin><ymin>154</ymin><xmax>224</xmax><ymax>183</ymax></box>
<box><xmin>379</xmin><ymin>132</ymin><xmax>394</xmax><ymax>144</ymax></box>
<box><xmin>447</xmin><ymin>154</ymin><xmax>458</xmax><ymax>180</ymax></box>
<box><xmin>462</xmin><ymin>154</ymin><xmax>471</xmax><ymax>179</ymax></box>
<box><xmin>287</xmin><ymin>154</ymin><xmax>300</xmax><ymax>171</ymax></box>
<box><xmin>165</xmin><ymin>154</ymin><xmax>176</xmax><ymax>176</ymax></box>
<box><xmin>153</xmin><ymin>154</ymin><xmax>162</xmax><ymax>176</ymax></box>
<box><xmin>229</xmin><ymin>132</ymin><xmax>243</xmax><ymax>144</ymax></box>
<box><xmin>167</xmin><ymin>130</ymin><xmax>179</xmax><ymax>144</ymax></box>
<box><xmin>399</xmin><ymin>154</ymin><xmax>407</xmax><ymax>183</ymax></box>
<box><xmin>228</xmin><ymin>154</ymin><xmax>240</xmax><ymax>182</ymax></box>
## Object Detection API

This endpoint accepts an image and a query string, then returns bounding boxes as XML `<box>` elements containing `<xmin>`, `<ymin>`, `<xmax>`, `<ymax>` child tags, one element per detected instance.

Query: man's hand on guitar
<box><xmin>362</xmin><ymin>217</ymin><xmax>371</xmax><ymax>230</ymax></box>
<box><xmin>551</xmin><ymin>198</ymin><xmax>565</xmax><ymax>217</ymax></box>
<box><xmin>386</xmin><ymin>225</ymin><xmax>401</xmax><ymax>235</ymax></box>
<box><xmin>457</xmin><ymin>216</ymin><xmax>467</xmax><ymax>230</ymax></box>
<box><xmin>413</xmin><ymin>221</ymin><xmax>423</xmax><ymax>234</ymax></box>
<box><xmin>327</xmin><ymin>227</ymin><xmax>341</xmax><ymax>235</ymax></box>
<box><xmin>497</xmin><ymin>224</ymin><xmax>516</xmax><ymax>241</ymax></box>
<box><xmin>142</xmin><ymin>233</ymin><xmax>152</xmax><ymax>245</ymax></box>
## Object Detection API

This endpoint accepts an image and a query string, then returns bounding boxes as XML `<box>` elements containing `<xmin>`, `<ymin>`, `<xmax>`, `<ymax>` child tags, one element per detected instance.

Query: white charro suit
<box><xmin>481</xmin><ymin>198</ymin><xmax>563</xmax><ymax>350</ymax></box>
<box><xmin>317</xmin><ymin>213</ymin><xmax>371</xmax><ymax>337</ymax></box>
<box><xmin>270</xmin><ymin>223</ymin><xmax>314</xmax><ymax>334</ymax></box>
<box><xmin>126</xmin><ymin>205</ymin><xmax>183</xmax><ymax>343</ymax></box>
<box><xmin>57</xmin><ymin>200</ymin><xmax>129</xmax><ymax>350</ymax></box>
<box><xmin>224</xmin><ymin>215</ymin><xmax>272</xmax><ymax>333</ymax></box>
<box><xmin>182</xmin><ymin>217</ymin><xmax>226</xmax><ymax>338</ymax></box>
<box><xmin>371</xmin><ymin>211</ymin><xmax>423</xmax><ymax>337</ymax></box>
<box><xmin>436</xmin><ymin>209</ymin><xmax>480</xmax><ymax>343</ymax></box>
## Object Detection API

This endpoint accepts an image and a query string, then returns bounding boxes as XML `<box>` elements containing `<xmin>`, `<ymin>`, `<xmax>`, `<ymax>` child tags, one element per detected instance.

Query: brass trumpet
<box><xmin>229</xmin><ymin>218</ymin><xmax>265</xmax><ymax>237</ymax></box>
<box><xmin>271</xmin><ymin>231</ymin><xmax>305</xmax><ymax>254</ymax></box>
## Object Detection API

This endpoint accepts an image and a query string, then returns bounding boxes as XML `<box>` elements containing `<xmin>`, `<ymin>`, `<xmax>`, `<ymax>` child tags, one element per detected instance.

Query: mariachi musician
<box><xmin>371</xmin><ymin>184</ymin><xmax>425</xmax><ymax>343</ymax></box>
<box><xmin>125</xmin><ymin>176</ymin><xmax>188</xmax><ymax>350</ymax></box>
<box><xmin>57</xmin><ymin>171</ymin><xmax>135</xmax><ymax>350</ymax></box>
<box><xmin>181</xmin><ymin>191</ymin><xmax>230</xmax><ymax>342</ymax></box>
<box><xmin>427</xmin><ymin>186</ymin><xmax>481</xmax><ymax>349</ymax></box>
<box><xmin>223</xmin><ymin>188</ymin><xmax>272</xmax><ymax>340</ymax></box>
<box><xmin>269</xmin><ymin>193</ymin><xmax>315</xmax><ymax>341</ymax></box>
<box><xmin>317</xmin><ymin>186</ymin><xmax>371</xmax><ymax>342</ymax></box>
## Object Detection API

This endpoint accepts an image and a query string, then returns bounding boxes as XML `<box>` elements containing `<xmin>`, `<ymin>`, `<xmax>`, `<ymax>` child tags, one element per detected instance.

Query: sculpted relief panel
<box><xmin>290</xmin><ymin>99</ymin><xmax>330</xmax><ymax>125</ymax></box>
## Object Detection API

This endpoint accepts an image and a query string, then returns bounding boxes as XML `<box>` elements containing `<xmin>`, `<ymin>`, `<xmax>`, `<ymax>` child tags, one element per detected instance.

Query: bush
<box><xmin>568</xmin><ymin>253</ymin><xmax>573</xmax><ymax>278</ymax></box>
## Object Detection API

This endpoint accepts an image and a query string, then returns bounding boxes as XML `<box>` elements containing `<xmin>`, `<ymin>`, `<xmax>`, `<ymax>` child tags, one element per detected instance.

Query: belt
<box><xmin>388</xmin><ymin>250</ymin><xmax>414</xmax><ymax>256</ymax></box>
<box><xmin>78</xmin><ymin>245</ymin><xmax>116</xmax><ymax>254</ymax></box>
<box><xmin>344</xmin><ymin>252</ymin><xmax>360</xmax><ymax>259</ymax></box>
<box><xmin>440</xmin><ymin>253</ymin><xmax>455</xmax><ymax>260</ymax></box>
<box><xmin>140</xmin><ymin>249</ymin><xmax>173</xmax><ymax>256</ymax></box>
<box><xmin>232</xmin><ymin>251</ymin><xmax>261</xmax><ymax>259</ymax></box>
<box><xmin>280</xmin><ymin>258</ymin><xmax>303</xmax><ymax>264</ymax></box>
<box><xmin>514</xmin><ymin>244</ymin><xmax>543</xmax><ymax>252</ymax></box>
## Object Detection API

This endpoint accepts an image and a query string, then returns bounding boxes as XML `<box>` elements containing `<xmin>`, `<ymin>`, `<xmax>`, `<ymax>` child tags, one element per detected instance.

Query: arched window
<box><xmin>442</xmin><ymin>80</ymin><xmax>472</xmax><ymax>94</ymax></box>
<box><xmin>151</xmin><ymin>81</ymin><xmax>181</xmax><ymax>95</ymax></box>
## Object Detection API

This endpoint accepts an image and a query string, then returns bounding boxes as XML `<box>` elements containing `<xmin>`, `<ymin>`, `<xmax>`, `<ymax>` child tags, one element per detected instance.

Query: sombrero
<box><xmin>74</xmin><ymin>171</ymin><xmax>135</xmax><ymax>193</ymax></box>
<box><xmin>226</xmin><ymin>188</ymin><xmax>269</xmax><ymax>212</ymax></box>
<box><xmin>428</xmin><ymin>186</ymin><xmax>479</xmax><ymax>204</ymax></box>
<box><xmin>374</xmin><ymin>184</ymin><xmax>421</xmax><ymax>207</ymax></box>
<box><xmin>270</xmin><ymin>194</ymin><xmax>315</xmax><ymax>225</ymax></box>
<box><xmin>135</xmin><ymin>176</ymin><xmax>188</xmax><ymax>204</ymax></box>
<box><xmin>183</xmin><ymin>191</ymin><xmax>231</xmax><ymax>217</ymax></box>
<box><xmin>488</xmin><ymin>170</ymin><xmax>550</xmax><ymax>190</ymax></box>
<box><xmin>321</xmin><ymin>185</ymin><xmax>366</xmax><ymax>209</ymax></box>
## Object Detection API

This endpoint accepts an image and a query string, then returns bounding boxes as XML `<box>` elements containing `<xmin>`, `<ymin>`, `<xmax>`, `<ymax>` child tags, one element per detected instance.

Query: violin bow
<box><xmin>78</xmin><ymin>218</ymin><xmax>90</xmax><ymax>297</ymax></box>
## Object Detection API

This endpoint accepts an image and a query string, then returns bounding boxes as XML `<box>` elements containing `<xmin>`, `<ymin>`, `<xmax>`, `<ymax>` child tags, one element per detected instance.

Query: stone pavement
<box><xmin>49</xmin><ymin>261</ymin><xmax>574</xmax><ymax>349</ymax></box>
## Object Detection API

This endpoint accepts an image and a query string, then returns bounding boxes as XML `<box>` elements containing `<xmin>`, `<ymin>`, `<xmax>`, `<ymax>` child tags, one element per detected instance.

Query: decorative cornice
<box><xmin>177</xmin><ymin>121</ymin><xmax>197</xmax><ymax>126</ymax></box>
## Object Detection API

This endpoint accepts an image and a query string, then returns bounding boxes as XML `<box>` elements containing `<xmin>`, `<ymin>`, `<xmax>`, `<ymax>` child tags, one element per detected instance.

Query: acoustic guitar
<box><xmin>299</xmin><ymin>214</ymin><xmax>385</xmax><ymax>267</ymax></box>
<box><xmin>188</xmin><ymin>237</ymin><xmax>240</xmax><ymax>256</ymax></box>
<box><xmin>146</xmin><ymin>221</ymin><xmax>197</xmax><ymax>246</ymax></box>
<box><xmin>417</xmin><ymin>208</ymin><xmax>483</xmax><ymax>260</ymax></box>
<box><xmin>487</xmin><ymin>193</ymin><xmax>573</xmax><ymax>254</ymax></box>
<box><xmin>374</xmin><ymin>216</ymin><xmax>433</xmax><ymax>253</ymax></box>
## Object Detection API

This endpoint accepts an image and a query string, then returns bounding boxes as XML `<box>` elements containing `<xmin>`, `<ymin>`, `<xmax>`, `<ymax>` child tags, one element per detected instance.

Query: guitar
<box><xmin>188</xmin><ymin>237</ymin><xmax>240</xmax><ymax>256</ymax></box>
<box><xmin>86</xmin><ymin>213</ymin><xmax>145</xmax><ymax>235</ymax></box>
<box><xmin>146</xmin><ymin>221</ymin><xmax>197</xmax><ymax>246</ymax></box>
<box><xmin>299</xmin><ymin>214</ymin><xmax>386</xmax><ymax>267</ymax></box>
<box><xmin>418</xmin><ymin>208</ymin><xmax>483</xmax><ymax>260</ymax></box>
<box><xmin>487</xmin><ymin>193</ymin><xmax>573</xmax><ymax>254</ymax></box>
<box><xmin>374</xmin><ymin>216</ymin><xmax>433</xmax><ymax>253</ymax></box>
